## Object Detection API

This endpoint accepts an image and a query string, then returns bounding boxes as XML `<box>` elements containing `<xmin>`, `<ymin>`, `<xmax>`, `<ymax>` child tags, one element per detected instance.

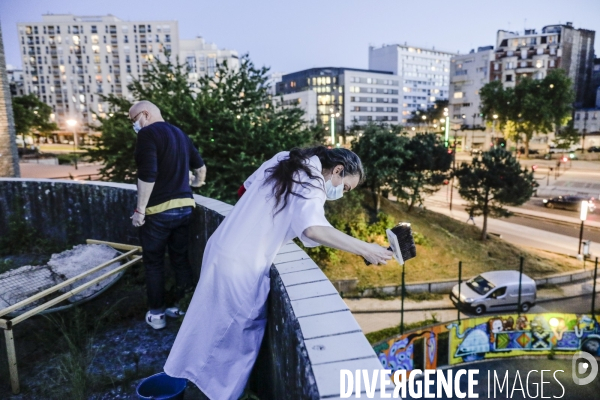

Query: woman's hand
<box><xmin>361</xmin><ymin>243</ymin><xmax>393</xmax><ymax>265</ymax></box>
<box><xmin>303</xmin><ymin>226</ymin><xmax>393</xmax><ymax>265</ymax></box>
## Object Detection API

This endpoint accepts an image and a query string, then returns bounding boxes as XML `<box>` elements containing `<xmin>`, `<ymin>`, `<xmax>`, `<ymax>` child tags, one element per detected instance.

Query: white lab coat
<box><xmin>164</xmin><ymin>152</ymin><xmax>332</xmax><ymax>399</ymax></box>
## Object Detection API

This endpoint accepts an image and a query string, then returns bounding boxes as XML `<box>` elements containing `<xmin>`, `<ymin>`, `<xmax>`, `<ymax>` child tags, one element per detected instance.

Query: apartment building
<box><xmin>492</xmin><ymin>23</ymin><xmax>595</xmax><ymax>108</ymax></box>
<box><xmin>368</xmin><ymin>44</ymin><xmax>454</xmax><ymax>123</ymax></box>
<box><xmin>17</xmin><ymin>14</ymin><xmax>238</xmax><ymax>140</ymax></box>
<box><xmin>449</xmin><ymin>46</ymin><xmax>494</xmax><ymax>124</ymax></box>
<box><xmin>6</xmin><ymin>66</ymin><xmax>25</xmax><ymax>97</ymax></box>
<box><xmin>276</xmin><ymin>67</ymin><xmax>401</xmax><ymax>143</ymax></box>
<box><xmin>180</xmin><ymin>37</ymin><xmax>239</xmax><ymax>88</ymax></box>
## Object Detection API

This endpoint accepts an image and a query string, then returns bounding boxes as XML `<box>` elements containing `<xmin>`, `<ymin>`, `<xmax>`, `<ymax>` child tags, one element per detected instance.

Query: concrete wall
<box><xmin>0</xmin><ymin>22</ymin><xmax>20</xmax><ymax>178</ymax></box>
<box><xmin>0</xmin><ymin>178</ymin><xmax>383</xmax><ymax>399</ymax></box>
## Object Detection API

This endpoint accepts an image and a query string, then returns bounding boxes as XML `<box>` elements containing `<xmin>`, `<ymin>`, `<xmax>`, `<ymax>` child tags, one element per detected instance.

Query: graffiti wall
<box><xmin>373</xmin><ymin>313</ymin><xmax>600</xmax><ymax>375</ymax></box>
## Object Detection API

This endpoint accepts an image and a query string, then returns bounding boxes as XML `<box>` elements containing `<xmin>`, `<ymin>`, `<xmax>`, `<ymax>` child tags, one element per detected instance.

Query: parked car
<box><xmin>450</xmin><ymin>271</ymin><xmax>537</xmax><ymax>315</ymax></box>
<box><xmin>470</xmin><ymin>148</ymin><xmax>483</xmax><ymax>156</ymax></box>
<box><xmin>542</xmin><ymin>196</ymin><xmax>596</xmax><ymax>213</ymax></box>
<box><xmin>588</xmin><ymin>146</ymin><xmax>600</xmax><ymax>153</ymax></box>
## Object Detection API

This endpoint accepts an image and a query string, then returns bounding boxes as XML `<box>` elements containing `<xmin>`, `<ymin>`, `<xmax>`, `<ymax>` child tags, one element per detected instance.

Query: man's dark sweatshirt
<box><xmin>134</xmin><ymin>121</ymin><xmax>204</xmax><ymax>209</ymax></box>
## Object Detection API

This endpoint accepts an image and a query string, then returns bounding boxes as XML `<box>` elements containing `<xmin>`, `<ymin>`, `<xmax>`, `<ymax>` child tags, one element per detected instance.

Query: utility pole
<box><xmin>449</xmin><ymin>128</ymin><xmax>460</xmax><ymax>211</ymax></box>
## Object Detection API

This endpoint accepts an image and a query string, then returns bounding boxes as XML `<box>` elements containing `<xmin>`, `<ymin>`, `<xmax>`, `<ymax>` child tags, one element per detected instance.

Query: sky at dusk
<box><xmin>1</xmin><ymin>0</ymin><xmax>599</xmax><ymax>75</ymax></box>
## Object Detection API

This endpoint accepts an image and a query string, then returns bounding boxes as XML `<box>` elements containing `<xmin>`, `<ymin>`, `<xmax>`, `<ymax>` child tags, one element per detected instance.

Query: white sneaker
<box><xmin>165</xmin><ymin>307</ymin><xmax>185</xmax><ymax>318</ymax></box>
<box><xmin>145</xmin><ymin>311</ymin><xmax>166</xmax><ymax>329</ymax></box>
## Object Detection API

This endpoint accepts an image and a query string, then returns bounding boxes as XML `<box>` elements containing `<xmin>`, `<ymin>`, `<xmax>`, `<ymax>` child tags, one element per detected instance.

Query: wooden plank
<box><xmin>86</xmin><ymin>239</ymin><xmax>141</xmax><ymax>252</ymax></box>
<box><xmin>0</xmin><ymin>248</ymin><xmax>139</xmax><ymax>319</ymax></box>
<box><xmin>4</xmin><ymin>329</ymin><xmax>20</xmax><ymax>394</ymax></box>
<box><xmin>10</xmin><ymin>256</ymin><xmax>142</xmax><ymax>326</ymax></box>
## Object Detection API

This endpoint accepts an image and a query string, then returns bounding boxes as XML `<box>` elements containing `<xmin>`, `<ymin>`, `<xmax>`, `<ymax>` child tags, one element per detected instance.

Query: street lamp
<box><xmin>66</xmin><ymin>119</ymin><xmax>78</xmax><ymax>170</ymax></box>
<box><xmin>443</xmin><ymin>108</ymin><xmax>449</xmax><ymax>147</ymax></box>
<box><xmin>579</xmin><ymin>201</ymin><xmax>588</xmax><ymax>256</ymax></box>
<box><xmin>492</xmin><ymin>114</ymin><xmax>498</xmax><ymax>148</ymax></box>
<box><xmin>330</xmin><ymin>110</ymin><xmax>340</xmax><ymax>147</ymax></box>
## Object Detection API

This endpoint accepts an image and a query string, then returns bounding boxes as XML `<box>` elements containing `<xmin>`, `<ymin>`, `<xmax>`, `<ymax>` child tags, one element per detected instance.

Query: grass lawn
<box><xmin>319</xmin><ymin>194</ymin><xmax>584</xmax><ymax>289</ymax></box>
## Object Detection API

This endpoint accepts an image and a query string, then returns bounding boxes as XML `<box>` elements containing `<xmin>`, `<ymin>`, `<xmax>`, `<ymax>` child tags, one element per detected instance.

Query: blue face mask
<box><xmin>133</xmin><ymin>120</ymin><xmax>142</xmax><ymax>134</ymax></box>
<box><xmin>325</xmin><ymin>170</ymin><xmax>344</xmax><ymax>201</ymax></box>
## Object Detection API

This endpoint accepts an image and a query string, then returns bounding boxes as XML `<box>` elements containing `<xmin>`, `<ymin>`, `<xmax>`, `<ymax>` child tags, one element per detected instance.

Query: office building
<box><xmin>276</xmin><ymin>67</ymin><xmax>401</xmax><ymax>143</ymax></box>
<box><xmin>368</xmin><ymin>44</ymin><xmax>455</xmax><ymax>123</ymax></box>
<box><xmin>492</xmin><ymin>23</ymin><xmax>595</xmax><ymax>108</ymax></box>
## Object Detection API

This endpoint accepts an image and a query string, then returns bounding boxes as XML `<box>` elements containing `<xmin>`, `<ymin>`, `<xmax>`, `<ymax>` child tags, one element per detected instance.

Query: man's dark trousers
<box><xmin>139</xmin><ymin>206</ymin><xmax>194</xmax><ymax>311</ymax></box>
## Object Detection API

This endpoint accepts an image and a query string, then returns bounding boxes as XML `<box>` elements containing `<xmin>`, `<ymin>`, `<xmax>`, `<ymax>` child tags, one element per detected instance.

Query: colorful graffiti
<box><xmin>374</xmin><ymin>313</ymin><xmax>600</xmax><ymax>375</ymax></box>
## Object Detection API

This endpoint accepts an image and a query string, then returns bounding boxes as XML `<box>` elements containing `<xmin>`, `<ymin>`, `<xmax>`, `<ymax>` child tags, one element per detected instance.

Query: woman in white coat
<box><xmin>164</xmin><ymin>146</ymin><xmax>392</xmax><ymax>399</ymax></box>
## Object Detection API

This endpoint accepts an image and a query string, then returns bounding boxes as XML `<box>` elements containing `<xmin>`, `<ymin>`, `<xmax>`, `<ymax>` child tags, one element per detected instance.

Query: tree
<box><xmin>88</xmin><ymin>54</ymin><xmax>314</xmax><ymax>204</ymax></box>
<box><xmin>407</xmin><ymin>99</ymin><xmax>449</xmax><ymax>129</ymax></box>
<box><xmin>392</xmin><ymin>133</ymin><xmax>452</xmax><ymax>211</ymax></box>
<box><xmin>455</xmin><ymin>148</ymin><xmax>536</xmax><ymax>240</ymax></box>
<box><xmin>554</xmin><ymin>121</ymin><xmax>580</xmax><ymax>150</ymax></box>
<box><xmin>543</xmin><ymin>69</ymin><xmax>575</xmax><ymax>134</ymax></box>
<box><xmin>12</xmin><ymin>94</ymin><xmax>58</xmax><ymax>139</ymax></box>
<box><xmin>351</xmin><ymin>123</ymin><xmax>408</xmax><ymax>214</ymax></box>
<box><xmin>479</xmin><ymin>71</ymin><xmax>574</xmax><ymax>158</ymax></box>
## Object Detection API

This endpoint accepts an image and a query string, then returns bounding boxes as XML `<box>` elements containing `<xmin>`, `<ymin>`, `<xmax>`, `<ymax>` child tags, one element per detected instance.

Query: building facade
<box><xmin>276</xmin><ymin>67</ymin><xmax>401</xmax><ymax>143</ymax></box>
<box><xmin>272</xmin><ymin>90</ymin><xmax>317</xmax><ymax>125</ymax></box>
<box><xmin>180</xmin><ymin>37</ymin><xmax>239</xmax><ymax>89</ymax></box>
<box><xmin>6</xmin><ymin>65</ymin><xmax>25</xmax><ymax>97</ymax></box>
<box><xmin>590</xmin><ymin>58</ymin><xmax>600</xmax><ymax>108</ymax></box>
<box><xmin>447</xmin><ymin>46</ymin><xmax>496</xmax><ymax>150</ymax></box>
<box><xmin>492</xmin><ymin>23</ymin><xmax>595</xmax><ymax>108</ymax></box>
<box><xmin>448</xmin><ymin>46</ymin><xmax>494</xmax><ymax>124</ymax></box>
<box><xmin>368</xmin><ymin>44</ymin><xmax>454</xmax><ymax>123</ymax></box>
<box><xmin>17</xmin><ymin>14</ymin><xmax>237</xmax><ymax>140</ymax></box>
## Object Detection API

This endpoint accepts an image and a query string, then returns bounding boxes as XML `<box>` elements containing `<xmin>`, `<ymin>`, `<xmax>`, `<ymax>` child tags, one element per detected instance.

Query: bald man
<box><xmin>129</xmin><ymin>100</ymin><xmax>207</xmax><ymax>330</ymax></box>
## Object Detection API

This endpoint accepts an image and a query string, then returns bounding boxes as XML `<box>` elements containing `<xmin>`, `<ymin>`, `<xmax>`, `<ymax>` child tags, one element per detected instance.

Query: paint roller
<box><xmin>364</xmin><ymin>222</ymin><xmax>417</xmax><ymax>265</ymax></box>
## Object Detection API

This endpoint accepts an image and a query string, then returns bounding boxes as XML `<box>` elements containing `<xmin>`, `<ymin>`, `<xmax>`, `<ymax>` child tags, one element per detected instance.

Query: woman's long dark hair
<box><xmin>263</xmin><ymin>146</ymin><xmax>364</xmax><ymax>215</ymax></box>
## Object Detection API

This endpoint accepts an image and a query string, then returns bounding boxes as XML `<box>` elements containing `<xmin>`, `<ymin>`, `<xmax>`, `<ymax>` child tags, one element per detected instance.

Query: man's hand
<box><xmin>190</xmin><ymin>177</ymin><xmax>206</xmax><ymax>188</ymax></box>
<box><xmin>131</xmin><ymin>211</ymin><xmax>145</xmax><ymax>227</ymax></box>
<box><xmin>190</xmin><ymin>166</ymin><xmax>207</xmax><ymax>188</ymax></box>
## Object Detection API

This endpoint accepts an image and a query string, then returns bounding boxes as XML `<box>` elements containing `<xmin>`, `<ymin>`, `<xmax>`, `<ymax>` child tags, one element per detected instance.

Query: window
<box><xmin>506</xmin><ymin>74</ymin><xmax>513</xmax><ymax>82</ymax></box>
<box><xmin>165</xmin><ymin>34</ymin><xmax>171</xmax><ymax>43</ymax></box>
<box><xmin>91</xmin><ymin>26</ymin><xmax>97</xmax><ymax>33</ymax></box>
<box><xmin>453</xmin><ymin>92</ymin><xmax>463</xmax><ymax>99</ymax></box>
<box><xmin>489</xmin><ymin>287</ymin><xmax>506</xmax><ymax>299</ymax></box>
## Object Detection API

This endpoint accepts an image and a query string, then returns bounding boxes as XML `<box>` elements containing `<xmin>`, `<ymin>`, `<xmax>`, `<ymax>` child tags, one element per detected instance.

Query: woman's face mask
<box><xmin>325</xmin><ymin>169</ymin><xmax>344</xmax><ymax>201</ymax></box>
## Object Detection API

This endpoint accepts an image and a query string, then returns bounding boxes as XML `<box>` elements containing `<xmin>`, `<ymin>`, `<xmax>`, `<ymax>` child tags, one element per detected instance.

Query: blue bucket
<box><xmin>136</xmin><ymin>372</ymin><xmax>187</xmax><ymax>400</ymax></box>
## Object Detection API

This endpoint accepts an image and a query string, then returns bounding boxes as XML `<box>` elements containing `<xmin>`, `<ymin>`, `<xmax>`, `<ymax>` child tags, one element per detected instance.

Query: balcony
<box><xmin>53</xmin><ymin>80</ymin><xmax>61</xmax><ymax>85</ymax></box>
<box><xmin>112</xmin><ymin>58</ymin><xmax>120</xmax><ymax>65</ymax></box>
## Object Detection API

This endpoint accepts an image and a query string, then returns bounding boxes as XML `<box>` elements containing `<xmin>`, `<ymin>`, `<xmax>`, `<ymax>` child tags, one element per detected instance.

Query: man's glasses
<box><xmin>129</xmin><ymin>111</ymin><xmax>146</xmax><ymax>124</ymax></box>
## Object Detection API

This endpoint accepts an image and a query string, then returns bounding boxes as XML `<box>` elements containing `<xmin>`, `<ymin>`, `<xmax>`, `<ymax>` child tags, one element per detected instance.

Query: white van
<box><xmin>450</xmin><ymin>271</ymin><xmax>536</xmax><ymax>315</ymax></box>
